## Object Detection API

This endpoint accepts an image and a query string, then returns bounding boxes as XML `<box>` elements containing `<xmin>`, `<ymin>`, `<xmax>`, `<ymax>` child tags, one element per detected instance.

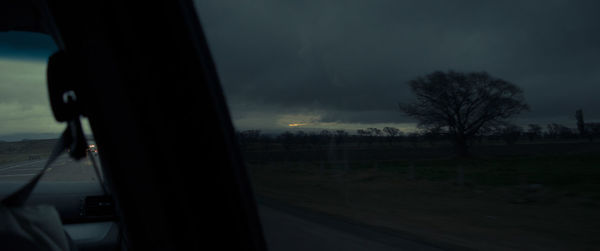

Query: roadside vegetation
<box><xmin>242</xmin><ymin>131</ymin><xmax>600</xmax><ymax>250</ymax></box>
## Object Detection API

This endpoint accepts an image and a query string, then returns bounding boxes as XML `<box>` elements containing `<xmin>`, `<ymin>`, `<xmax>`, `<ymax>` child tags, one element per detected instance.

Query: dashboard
<box><xmin>0</xmin><ymin>182</ymin><xmax>120</xmax><ymax>251</ymax></box>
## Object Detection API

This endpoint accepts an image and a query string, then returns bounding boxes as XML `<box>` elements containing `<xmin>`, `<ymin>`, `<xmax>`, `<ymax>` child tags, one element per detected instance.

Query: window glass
<box><xmin>195</xmin><ymin>1</ymin><xmax>600</xmax><ymax>250</ymax></box>
<box><xmin>0</xmin><ymin>31</ymin><xmax>99</xmax><ymax>184</ymax></box>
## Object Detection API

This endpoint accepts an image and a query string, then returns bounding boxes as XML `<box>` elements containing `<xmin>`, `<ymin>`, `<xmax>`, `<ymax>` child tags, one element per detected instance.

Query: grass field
<box><xmin>3</xmin><ymin>138</ymin><xmax>599</xmax><ymax>249</ymax></box>
<box><xmin>244</xmin><ymin>140</ymin><xmax>600</xmax><ymax>250</ymax></box>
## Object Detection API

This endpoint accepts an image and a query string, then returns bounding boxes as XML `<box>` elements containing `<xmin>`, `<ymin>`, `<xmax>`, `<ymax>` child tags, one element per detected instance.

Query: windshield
<box><xmin>194</xmin><ymin>1</ymin><xmax>600</xmax><ymax>250</ymax></box>
<box><xmin>0</xmin><ymin>31</ymin><xmax>100</xmax><ymax>186</ymax></box>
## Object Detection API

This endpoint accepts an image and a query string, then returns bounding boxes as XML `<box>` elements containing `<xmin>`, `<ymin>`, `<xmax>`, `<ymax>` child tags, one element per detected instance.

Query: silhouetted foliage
<box><xmin>546</xmin><ymin>123</ymin><xmax>575</xmax><ymax>139</ymax></box>
<box><xmin>399</xmin><ymin>71</ymin><xmax>529</xmax><ymax>157</ymax></box>
<box><xmin>406</xmin><ymin>132</ymin><xmax>420</xmax><ymax>148</ymax></box>
<box><xmin>576</xmin><ymin>109</ymin><xmax>586</xmax><ymax>138</ymax></box>
<box><xmin>383</xmin><ymin>127</ymin><xmax>401</xmax><ymax>145</ymax></box>
<box><xmin>422</xmin><ymin>127</ymin><xmax>445</xmax><ymax>146</ymax></box>
<box><xmin>307</xmin><ymin>132</ymin><xmax>320</xmax><ymax>147</ymax></box>
<box><xmin>585</xmin><ymin>123</ymin><xmax>600</xmax><ymax>142</ymax></box>
<box><xmin>334</xmin><ymin>130</ymin><xmax>349</xmax><ymax>145</ymax></box>
<box><xmin>278</xmin><ymin>131</ymin><xmax>294</xmax><ymax>150</ymax></box>
<box><xmin>356</xmin><ymin>129</ymin><xmax>371</xmax><ymax>146</ymax></box>
<box><xmin>496</xmin><ymin>124</ymin><xmax>523</xmax><ymax>145</ymax></box>
<box><xmin>237</xmin><ymin>130</ymin><xmax>261</xmax><ymax>149</ymax></box>
<box><xmin>526</xmin><ymin>124</ymin><xmax>542</xmax><ymax>142</ymax></box>
<box><xmin>320</xmin><ymin>130</ymin><xmax>333</xmax><ymax>145</ymax></box>
<box><xmin>295</xmin><ymin>131</ymin><xmax>308</xmax><ymax>148</ymax></box>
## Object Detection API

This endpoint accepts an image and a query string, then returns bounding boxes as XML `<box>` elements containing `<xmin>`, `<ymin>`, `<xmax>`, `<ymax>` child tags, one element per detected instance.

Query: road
<box><xmin>0</xmin><ymin>154</ymin><xmax>100</xmax><ymax>182</ymax></box>
<box><xmin>257</xmin><ymin>198</ymin><xmax>453</xmax><ymax>251</ymax></box>
<box><xmin>1</xmin><ymin>157</ymin><xmax>454</xmax><ymax>250</ymax></box>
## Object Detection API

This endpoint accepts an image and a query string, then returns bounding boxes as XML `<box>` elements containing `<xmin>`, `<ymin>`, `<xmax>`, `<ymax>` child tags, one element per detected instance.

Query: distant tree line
<box><xmin>236</xmin><ymin>120</ymin><xmax>600</xmax><ymax>151</ymax></box>
<box><xmin>237</xmin><ymin>71</ymin><xmax>599</xmax><ymax>158</ymax></box>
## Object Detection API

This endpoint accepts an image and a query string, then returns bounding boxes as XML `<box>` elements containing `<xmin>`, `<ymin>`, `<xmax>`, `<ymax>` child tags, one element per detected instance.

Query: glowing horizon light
<box><xmin>288</xmin><ymin>123</ymin><xmax>307</xmax><ymax>127</ymax></box>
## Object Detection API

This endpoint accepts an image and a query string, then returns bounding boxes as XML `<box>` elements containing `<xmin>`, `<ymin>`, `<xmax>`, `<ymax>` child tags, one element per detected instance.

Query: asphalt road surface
<box><xmin>257</xmin><ymin>198</ymin><xmax>453</xmax><ymax>251</ymax></box>
<box><xmin>0</xmin><ymin>154</ymin><xmax>100</xmax><ymax>182</ymax></box>
<box><xmin>0</xmin><ymin>156</ymin><xmax>454</xmax><ymax>250</ymax></box>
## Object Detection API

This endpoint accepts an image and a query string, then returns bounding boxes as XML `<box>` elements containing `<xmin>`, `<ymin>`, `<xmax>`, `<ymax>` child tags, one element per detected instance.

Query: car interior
<box><xmin>7</xmin><ymin>1</ymin><xmax>600</xmax><ymax>250</ymax></box>
<box><xmin>1</xmin><ymin>1</ymin><xmax>267</xmax><ymax>250</ymax></box>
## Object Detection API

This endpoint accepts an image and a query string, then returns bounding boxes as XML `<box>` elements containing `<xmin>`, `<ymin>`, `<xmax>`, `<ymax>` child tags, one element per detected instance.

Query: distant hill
<box><xmin>0</xmin><ymin>133</ymin><xmax>94</xmax><ymax>142</ymax></box>
<box><xmin>0</xmin><ymin>133</ymin><xmax>61</xmax><ymax>142</ymax></box>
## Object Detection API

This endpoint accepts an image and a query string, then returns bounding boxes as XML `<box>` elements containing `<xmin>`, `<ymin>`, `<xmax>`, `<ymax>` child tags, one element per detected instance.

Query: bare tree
<box><xmin>367</xmin><ymin>128</ymin><xmax>383</xmax><ymax>137</ymax></box>
<box><xmin>422</xmin><ymin>127</ymin><xmax>444</xmax><ymax>146</ymax></box>
<box><xmin>278</xmin><ymin>131</ymin><xmax>294</xmax><ymax>151</ymax></box>
<box><xmin>319</xmin><ymin>130</ymin><xmax>332</xmax><ymax>145</ymax></box>
<box><xmin>547</xmin><ymin>123</ymin><xmax>575</xmax><ymax>139</ymax></box>
<box><xmin>399</xmin><ymin>71</ymin><xmax>529</xmax><ymax>157</ymax></box>
<box><xmin>237</xmin><ymin>130</ymin><xmax>261</xmax><ymax>149</ymax></box>
<box><xmin>367</xmin><ymin>128</ymin><xmax>383</xmax><ymax>145</ymax></box>
<box><xmin>496</xmin><ymin>124</ymin><xmax>523</xmax><ymax>145</ymax></box>
<box><xmin>383</xmin><ymin>127</ymin><xmax>400</xmax><ymax>145</ymax></box>
<box><xmin>356</xmin><ymin>129</ymin><xmax>371</xmax><ymax>146</ymax></box>
<box><xmin>576</xmin><ymin>109</ymin><xmax>586</xmax><ymax>138</ymax></box>
<box><xmin>526</xmin><ymin>124</ymin><xmax>542</xmax><ymax>142</ymax></box>
<box><xmin>320</xmin><ymin>129</ymin><xmax>331</xmax><ymax>137</ymax></box>
<box><xmin>587</xmin><ymin>123</ymin><xmax>600</xmax><ymax>141</ymax></box>
<box><xmin>334</xmin><ymin>130</ymin><xmax>349</xmax><ymax>146</ymax></box>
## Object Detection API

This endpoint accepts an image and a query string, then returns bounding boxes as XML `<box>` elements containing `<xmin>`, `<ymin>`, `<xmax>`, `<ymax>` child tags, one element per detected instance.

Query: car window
<box><xmin>0</xmin><ymin>31</ymin><xmax>100</xmax><ymax>185</ymax></box>
<box><xmin>194</xmin><ymin>1</ymin><xmax>600</xmax><ymax>250</ymax></box>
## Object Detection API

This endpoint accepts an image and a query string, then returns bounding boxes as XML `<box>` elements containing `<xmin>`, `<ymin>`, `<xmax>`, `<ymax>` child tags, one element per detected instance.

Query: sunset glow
<box><xmin>288</xmin><ymin>123</ymin><xmax>306</xmax><ymax>127</ymax></box>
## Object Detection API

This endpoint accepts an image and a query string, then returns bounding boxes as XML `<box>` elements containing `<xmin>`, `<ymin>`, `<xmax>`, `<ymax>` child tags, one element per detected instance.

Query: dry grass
<box><xmin>249</xmin><ymin>162</ymin><xmax>600</xmax><ymax>250</ymax></box>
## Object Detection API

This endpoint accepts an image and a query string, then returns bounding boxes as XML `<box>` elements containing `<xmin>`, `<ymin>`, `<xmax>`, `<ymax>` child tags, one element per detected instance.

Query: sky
<box><xmin>194</xmin><ymin>0</ymin><xmax>600</xmax><ymax>133</ymax></box>
<box><xmin>1</xmin><ymin>1</ymin><xmax>600</xmax><ymax>139</ymax></box>
<box><xmin>0</xmin><ymin>31</ymin><xmax>65</xmax><ymax>140</ymax></box>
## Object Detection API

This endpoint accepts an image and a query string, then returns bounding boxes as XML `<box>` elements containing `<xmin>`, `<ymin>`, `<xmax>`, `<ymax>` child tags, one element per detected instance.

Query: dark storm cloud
<box><xmin>0</xmin><ymin>31</ymin><xmax>56</xmax><ymax>107</ymax></box>
<box><xmin>0</xmin><ymin>31</ymin><xmax>61</xmax><ymax>136</ymax></box>
<box><xmin>195</xmin><ymin>0</ymin><xmax>600</xmax><ymax>128</ymax></box>
<box><xmin>0</xmin><ymin>31</ymin><xmax>56</xmax><ymax>59</ymax></box>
